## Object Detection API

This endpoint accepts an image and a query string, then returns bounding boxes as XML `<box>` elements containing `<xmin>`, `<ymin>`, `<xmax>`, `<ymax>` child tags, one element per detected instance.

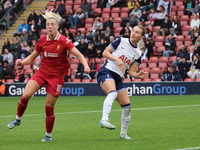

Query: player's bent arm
<box><xmin>129</xmin><ymin>63</ymin><xmax>148</xmax><ymax>79</ymax></box>
<box><xmin>21</xmin><ymin>51</ymin><xmax>39</xmax><ymax>66</ymax></box>
<box><xmin>103</xmin><ymin>46</ymin><xmax>118</xmax><ymax>62</ymax></box>
<box><xmin>70</xmin><ymin>47</ymin><xmax>89</xmax><ymax>68</ymax></box>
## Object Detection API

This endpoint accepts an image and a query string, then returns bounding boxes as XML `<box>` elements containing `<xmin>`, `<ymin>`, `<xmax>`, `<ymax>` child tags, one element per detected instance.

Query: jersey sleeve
<box><xmin>110</xmin><ymin>37</ymin><xmax>121</xmax><ymax>51</ymax></box>
<box><xmin>134</xmin><ymin>55</ymin><xmax>141</xmax><ymax>66</ymax></box>
<box><xmin>35</xmin><ymin>38</ymin><xmax>43</xmax><ymax>53</ymax></box>
<box><xmin>64</xmin><ymin>38</ymin><xmax>75</xmax><ymax>51</ymax></box>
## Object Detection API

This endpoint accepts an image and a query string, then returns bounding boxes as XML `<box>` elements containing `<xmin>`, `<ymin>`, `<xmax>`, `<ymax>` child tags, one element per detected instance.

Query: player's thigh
<box><xmin>101</xmin><ymin>80</ymin><xmax>116</xmax><ymax>95</ymax></box>
<box><xmin>45</xmin><ymin>93</ymin><xmax>58</xmax><ymax>107</ymax></box>
<box><xmin>23</xmin><ymin>80</ymin><xmax>41</xmax><ymax>100</ymax></box>
<box><xmin>115</xmin><ymin>89</ymin><xmax>130</xmax><ymax>106</ymax></box>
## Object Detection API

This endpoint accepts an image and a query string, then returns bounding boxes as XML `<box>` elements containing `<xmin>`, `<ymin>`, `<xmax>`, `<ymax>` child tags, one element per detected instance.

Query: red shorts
<box><xmin>31</xmin><ymin>70</ymin><xmax>64</xmax><ymax>97</ymax></box>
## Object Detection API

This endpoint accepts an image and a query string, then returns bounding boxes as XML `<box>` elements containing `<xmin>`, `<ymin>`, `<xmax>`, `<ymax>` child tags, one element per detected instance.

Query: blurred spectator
<box><xmin>191</xmin><ymin>26</ymin><xmax>199</xmax><ymax>44</ymax></box>
<box><xmin>190</xmin><ymin>0</ymin><xmax>200</xmax><ymax>16</ymax></box>
<box><xmin>56</xmin><ymin>1</ymin><xmax>66</xmax><ymax>16</ymax></box>
<box><xmin>29</xmin><ymin>19</ymin><xmax>39</xmax><ymax>38</ymax></box>
<box><xmin>108</xmin><ymin>36</ymin><xmax>115</xmax><ymax>45</ymax></box>
<box><xmin>27</xmin><ymin>31</ymin><xmax>38</xmax><ymax>47</ymax></box>
<box><xmin>76</xmin><ymin>38</ymin><xmax>88</xmax><ymax>56</ymax></box>
<box><xmin>97</xmin><ymin>38</ymin><xmax>106</xmax><ymax>59</ymax></box>
<box><xmin>10</xmin><ymin>37</ymin><xmax>21</xmax><ymax>60</ymax></box>
<box><xmin>75</xmin><ymin>30</ymin><xmax>83</xmax><ymax>43</ymax></box>
<box><xmin>20</xmin><ymin>28</ymin><xmax>28</xmax><ymax>46</ymax></box>
<box><xmin>68</xmin><ymin>7</ymin><xmax>85</xmax><ymax>28</ymax></box>
<box><xmin>188</xmin><ymin>14</ymin><xmax>200</xmax><ymax>35</ymax></box>
<box><xmin>98</xmin><ymin>0</ymin><xmax>107</xmax><ymax>9</ymax></box>
<box><xmin>92</xmin><ymin>17</ymin><xmax>103</xmax><ymax>37</ymax></box>
<box><xmin>170</xmin><ymin>15</ymin><xmax>181</xmax><ymax>37</ymax></box>
<box><xmin>161</xmin><ymin>67</ymin><xmax>171</xmax><ymax>81</ymax></box>
<box><xmin>183</xmin><ymin>0</ymin><xmax>195</xmax><ymax>18</ymax></box>
<box><xmin>24</xmin><ymin>74</ymin><xmax>31</xmax><ymax>83</ymax></box>
<box><xmin>145</xmin><ymin>8</ymin><xmax>157</xmax><ymax>26</ymax></box>
<box><xmin>85</xmin><ymin>31</ymin><xmax>93</xmax><ymax>43</ymax></box>
<box><xmin>0</xmin><ymin>0</ymin><xmax>6</xmax><ymax>7</ymax></box>
<box><xmin>140</xmin><ymin>1</ymin><xmax>155</xmax><ymax>13</ymax></box>
<box><xmin>154</xmin><ymin>5</ymin><xmax>167</xmax><ymax>26</ymax></box>
<box><xmin>64</xmin><ymin>8</ymin><xmax>74</xmax><ymax>29</ymax></box>
<box><xmin>194</xmin><ymin>36</ymin><xmax>200</xmax><ymax>50</ymax></box>
<box><xmin>187</xmin><ymin>55</ymin><xmax>200</xmax><ymax>80</ymax></box>
<box><xmin>122</xmin><ymin>28</ymin><xmax>131</xmax><ymax>38</ymax></box>
<box><xmin>129</xmin><ymin>5</ymin><xmax>142</xmax><ymax>27</ymax></box>
<box><xmin>104</xmin><ymin>26</ymin><xmax>114</xmax><ymax>44</ymax></box>
<box><xmin>37</xmin><ymin>10</ymin><xmax>46</xmax><ymax>31</ymax></box>
<box><xmin>173</xmin><ymin>45</ymin><xmax>189</xmax><ymax>67</ymax></box>
<box><xmin>144</xmin><ymin>27</ymin><xmax>152</xmax><ymax>40</ymax></box>
<box><xmin>103</xmin><ymin>16</ymin><xmax>113</xmax><ymax>31</ymax></box>
<box><xmin>106</xmin><ymin>0</ymin><xmax>126</xmax><ymax>8</ymax></box>
<box><xmin>95</xmin><ymin>29</ymin><xmax>102</xmax><ymax>43</ymax></box>
<box><xmin>13</xmin><ymin>19</ymin><xmax>29</xmax><ymax>37</ymax></box>
<box><xmin>188</xmin><ymin>47</ymin><xmax>194</xmax><ymax>63</ymax></box>
<box><xmin>20</xmin><ymin>41</ymin><xmax>30</xmax><ymax>60</ymax></box>
<box><xmin>87</xmin><ymin>42</ymin><xmax>96</xmax><ymax>59</ymax></box>
<box><xmin>3</xmin><ymin>0</ymin><xmax>12</xmax><ymax>9</ymax></box>
<box><xmin>89</xmin><ymin>58</ymin><xmax>100</xmax><ymax>79</ymax></box>
<box><xmin>14</xmin><ymin>68</ymin><xmax>24</xmax><ymax>82</ymax></box>
<box><xmin>27</xmin><ymin>9</ymin><xmax>38</xmax><ymax>25</ymax></box>
<box><xmin>171</xmin><ymin>66</ymin><xmax>181</xmax><ymax>81</ymax></box>
<box><xmin>59</xmin><ymin>28</ymin><xmax>65</xmax><ymax>36</ymax></box>
<box><xmin>141</xmin><ymin>10</ymin><xmax>148</xmax><ymax>25</ymax></box>
<box><xmin>4</xmin><ymin>2</ymin><xmax>13</xmax><ymax>21</ymax></box>
<box><xmin>156</xmin><ymin>14</ymin><xmax>171</xmax><ymax>38</ymax></box>
<box><xmin>81</xmin><ymin>0</ymin><xmax>91</xmax><ymax>18</ymax></box>
<box><xmin>65</xmin><ymin>29</ymin><xmax>75</xmax><ymax>43</ymax></box>
<box><xmin>30</xmin><ymin>40</ymin><xmax>37</xmax><ymax>54</ymax></box>
<box><xmin>31</xmin><ymin>61</ymin><xmax>40</xmax><ymax>76</ymax></box>
<box><xmin>0</xmin><ymin>60</ymin><xmax>13</xmax><ymax>80</ymax></box>
<box><xmin>74</xmin><ymin>62</ymin><xmax>91</xmax><ymax>80</ymax></box>
<box><xmin>2</xmin><ymin>38</ymin><xmax>10</xmax><ymax>55</ymax></box>
<box><xmin>163</xmin><ymin>34</ymin><xmax>176</xmax><ymax>60</ymax></box>
<box><xmin>178</xmin><ymin>57</ymin><xmax>189</xmax><ymax>81</ymax></box>
<box><xmin>138</xmin><ymin>39</ymin><xmax>145</xmax><ymax>53</ymax></box>
<box><xmin>127</xmin><ymin>0</ymin><xmax>140</xmax><ymax>15</ymax></box>
<box><xmin>0</xmin><ymin>6</ymin><xmax>4</xmax><ymax>19</ymax></box>
<box><xmin>3</xmin><ymin>48</ymin><xmax>13</xmax><ymax>65</ymax></box>
<box><xmin>143</xmin><ymin>39</ymin><xmax>153</xmax><ymax>59</ymax></box>
<box><xmin>120</xmin><ymin>22</ymin><xmax>133</xmax><ymax>36</ymax></box>
<box><xmin>93</xmin><ymin>36</ymin><xmax>100</xmax><ymax>46</ymax></box>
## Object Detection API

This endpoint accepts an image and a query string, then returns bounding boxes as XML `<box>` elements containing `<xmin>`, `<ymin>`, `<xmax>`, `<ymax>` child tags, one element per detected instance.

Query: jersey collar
<box><xmin>46</xmin><ymin>31</ymin><xmax>61</xmax><ymax>41</ymax></box>
<box><xmin>129</xmin><ymin>39</ymin><xmax>137</xmax><ymax>48</ymax></box>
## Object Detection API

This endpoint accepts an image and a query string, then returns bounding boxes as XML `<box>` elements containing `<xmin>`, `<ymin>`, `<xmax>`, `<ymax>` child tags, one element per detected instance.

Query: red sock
<box><xmin>17</xmin><ymin>96</ymin><xmax>29</xmax><ymax>117</ymax></box>
<box><xmin>45</xmin><ymin>106</ymin><xmax>55</xmax><ymax>134</ymax></box>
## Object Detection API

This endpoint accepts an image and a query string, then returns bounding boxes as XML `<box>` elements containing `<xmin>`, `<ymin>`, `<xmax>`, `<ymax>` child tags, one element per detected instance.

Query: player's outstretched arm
<box><xmin>70</xmin><ymin>47</ymin><xmax>90</xmax><ymax>74</ymax></box>
<box><xmin>103</xmin><ymin>46</ymin><xmax>124</xmax><ymax>71</ymax></box>
<box><xmin>16</xmin><ymin>51</ymin><xmax>39</xmax><ymax>66</ymax></box>
<box><xmin>129</xmin><ymin>63</ymin><xmax>148</xmax><ymax>78</ymax></box>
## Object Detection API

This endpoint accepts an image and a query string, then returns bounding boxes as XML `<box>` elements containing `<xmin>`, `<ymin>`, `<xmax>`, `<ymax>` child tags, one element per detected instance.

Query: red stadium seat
<box><xmin>175</xmin><ymin>35</ymin><xmax>184</xmax><ymax>41</ymax></box>
<box><xmin>91</xmin><ymin>3</ymin><xmax>97</xmax><ymax>10</ymax></box>
<box><xmin>195</xmin><ymin>78</ymin><xmax>200</xmax><ymax>81</ymax></box>
<box><xmin>148</xmin><ymin>63</ymin><xmax>157</xmax><ymax>68</ymax></box>
<box><xmin>153</xmin><ymin>26</ymin><xmax>161</xmax><ymax>31</ymax></box>
<box><xmin>102</xmin><ymin>8</ymin><xmax>111</xmax><ymax>13</ymax></box>
<box><xmin>123</xmin><ymin>78</ymin><xmax>131</xmax><ymax>82</ymax></box>
<box><xmin>150</xmin><ymin>73</ymin><xmax>159</xmax><ymax>79</ymax></box>
<box><xmin>141</xmin><ymin>68</ymin><xmax>150</xmax><ymax>73</ymax></box>
<box><xmin>24</xmin><ymin>69</ymin><xmax>33</xmax><ymax>75</ymax></box>
<box><xmin>121</xmin><ymin>12</ymin><xmax>128</xmax><ymax>18</ymax></box>
<box><xmin>143</xmin><ymin>78</ymin><xmax>151</xmax><ymax>82</ymax></box>
<box><xmin>176</xmin><ymin>41</ymin><xmax>183</xmax><ymax>46</ymax></box>
<box><xmin>23</xmin><ymin>65</ymin><xmax>32</xmax><ymax>70</ymax></box>
<box><xmin>155</xmin><ymin>41</ymin><xmax>163</xmax><ymax>47</ymax></box>
<box><xmin>70</xmin><ymin>58</ymin><xmax>79</xmax><ymax>64</ymax></box>
<box><xmin>114</xmin><ymin>32</ymin><xmax>120</xmax><ymax>38</ymax></box>
<box><xmin>171</xmin><ymin>6</ymin><xmax>177</xmax><ymax>11</ymax></box>
<box><xmin>47</xmin><ymin>6</ymin><xmax>55</xmax><ymax>11</ymax></box>
<box><xmin>141</xmin><ymin>57</ymin><xmax>148</xmax><ymax>63</ymax></box>
<box><xmin>92</xmin><ymin>79</ymin><xmax>97</xmax><ymax>82</ymax></box>
<box><xmin>113</xmin><ymin>17</ymin><xmax>122</xmax><ymax>23</ymax></box>
<box><xmin>65</xmin><ymin>1</ymin><xmax>73</xmax><ymax>5</ymax></box>
<box><xmin>82</xmin><ymin>79</ymin><xmax>91</xmax><ymax>82</ymax></box>
<box><xmin>33</xmin><ymin>59</ymin><xmax>41</xmax><ymax>65</ymax></box>
<box><xmin>73</xmin><ymin>4</ymin><xmax>81</xmax><ymax>10</ymax></box>
<box><xmin>6</xmin><ymin>79</ymin><xmax>14</xmax><ymax>83</ymax></box>
<box><xmin>159</xmin><ymin>57</ymin><xmax>168</xmax><ymax>63</ymax></box>
<box><xmin>121</xmin><ymin>7</ymin><xmax>129</xmax><ymax>13</ymax></box>
<box><xmin>113</xmin><ymin>23</ymin><xmax>121</xmax><ymax>28</ymax></box>
<box><xmin>185</xmin><ymin>41</ymin><xmax>193</xmax><ymax>46</ymax></box>
<box><xmin>47</xmin><ymin>1</ymin><xmax>55</xmax><ymax>6</ymax></box>
<box><xmin>153</xmin><ymin>78</ymin><xmax>161</xmax><ymax>82</ymax></box>
<box><xmin>158</xmin><ymin>62</ymin><xmax>167</xmax><ymax>68</ymax></box>
<box><xmin>151</xmin><ymin>68</ymin><xmax>160</xmax><ymax>74</ymax></box>
<box><xmin>14</xmin><ymin>65</ymin><xmax>21</xmax><ymax>71</ymax></box>
<box><xmin>155</xmin><ymin>36</ymin><xmax>164</xmax><ymax>42</ymax></box>
<box><xmin>184</xmin><ymin>78</ymin><xmax>193</xmax><ymax>82</ymax></box>
<box><xmin>177</xmin><ymin>11</ymin><xmax>184</xmax><ymax>17</ymax></box>
<box><xmin>74</xmin><ymin>0</ymin><xmax>82</xmax><ymax>5</ymax></box>
<box><xmin>177</xmin><ymin>5</ymin><xmax>185</xmax><ymax>11</ymax></box>
<box><xmin>72</xmin><ymin>79</ymin><xmax>81</xmax><ymax>82</ymax></box>
<box><xmin>70</xmin><ymin>64</ymin><xmax>78</xmax><ymax>69</ymax></box>
<box><xmin>93</xmin><ymin>8</ymin><xmax>102</xmax><ymax>16</ymax></box>
<box><xmin>175</xmin><ymin>1</ymin><xmax>183</xmax><ymax>6</ymax></box>
<box><xmin>77</xmin><ymin>27</ymin><xmax>86</xmax><ymax>34</ymax></box>
<box><xmin>148</xmin><ymin>57</ymin><xmax>158</xmax><ymax>63</ymax></box>
<box><xmin>139</xmin><ymin>62</ymin><xmax>147</xmax><ymax>69</ymax></box>
<box><xmin>85</xmin><ymin>23</ymin><xmax>93</xmax><ymax>28</ymax></box>
<box><xmin>69</xmin><ymin>28</ymin><xmax>77</xmax><ymax>34</ymax></box>
<box><xmin>111</xmin><ymin>13</ymin><xmax>119</xmax><ymax>18</ymax></box>
<box><xmin>85</xmin><ymin>18</ymin><xmax>94</xmax><ymax>23</ymax></box>
<box><xmin>185</xmin><ymin>35</ymin><xmax>192</xmax><ymax>41</ymax></box>
<box><xmin>154</xmin><ymin>46</ymin><xmax>165</xmax><ymax>56</ymax></box>
<box><xmin>111</xmin><ymin>7</ymin><xmax>120</xmax><ymax>13</ymax></box>
<box><xmin>102</xmin><ymin>13</ymin><xmax>110</xmax><ymax>19</ymax></box>
<box><xmin>132</xmin><ymin>79</ymin><xmax>142</xmax><ymax>82</ymax></box>
<box><xmin>168</xmin><ymin>56</ymin><xmax>176</xmax><ymax>67</ymax></box>
<box><xmin>114</xmin><ymin>27</ymin><xmax>123</xmax><ymax>33</ymax></box>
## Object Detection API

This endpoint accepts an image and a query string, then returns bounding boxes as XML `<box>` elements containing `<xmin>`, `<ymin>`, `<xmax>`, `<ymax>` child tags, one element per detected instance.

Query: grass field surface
<box><xmin>0</xmin><ymin>95</ymin><xmax>200</xmax><ymax>150</ymax></box>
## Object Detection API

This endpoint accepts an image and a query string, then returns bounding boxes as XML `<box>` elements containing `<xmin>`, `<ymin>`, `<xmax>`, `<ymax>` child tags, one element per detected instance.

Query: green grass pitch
<box><xmin>0</xmin><ymin>95</ymin><xmax>200</xmax><ymax>150</ymax></box>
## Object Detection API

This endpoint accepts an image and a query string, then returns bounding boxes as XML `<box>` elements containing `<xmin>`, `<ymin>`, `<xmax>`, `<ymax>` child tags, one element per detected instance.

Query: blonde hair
<box><xmin>42</xmin><ymin>9</ymin><xmax>63</xmax><ymax>24</ymax></box>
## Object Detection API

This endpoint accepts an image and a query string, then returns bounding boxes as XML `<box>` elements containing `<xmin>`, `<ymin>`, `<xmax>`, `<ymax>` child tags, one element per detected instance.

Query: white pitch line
<box><xmin>0</xmin><ymin>104</ymin><xmax>199</xmax><ymax>118</ymax></box>
<box><xmin>172</xmin><ymin>146</ymin><xmax>200</xmax><ymax>150</ymax></box>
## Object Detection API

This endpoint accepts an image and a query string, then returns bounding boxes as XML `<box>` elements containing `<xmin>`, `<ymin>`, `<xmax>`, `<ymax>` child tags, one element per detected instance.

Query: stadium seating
<box><xmin>132</xmin><ymin>79</ymin><xmax>142</xmax><ymax>82</ymax></box>
<box><xmin>123</xmin><ymin>78</ymin><xmax>131</xmax><ymax>82</ymax></box>
<box><xmin>184</xmin><ymin>78</ymin><xmax>193</xmax><ymax>82</ymax></box>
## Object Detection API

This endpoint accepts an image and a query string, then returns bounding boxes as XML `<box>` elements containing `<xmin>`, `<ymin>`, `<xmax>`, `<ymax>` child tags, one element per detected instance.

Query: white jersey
<box><xmin>105</xmin><ymin>37</ymin><xmax>142</xmax><ymax>78</ymax></box>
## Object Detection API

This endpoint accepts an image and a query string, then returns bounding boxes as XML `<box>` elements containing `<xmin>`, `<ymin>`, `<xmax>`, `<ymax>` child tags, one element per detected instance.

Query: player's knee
<box><xmin>22</xmin><ymin>93</ymin><xmax>32</xmax><ymax>100</ymax></box>
<box><xmin>108</xmin><ymin>90</ymin><xmax>118</xmax><ymax>99</ymax></box>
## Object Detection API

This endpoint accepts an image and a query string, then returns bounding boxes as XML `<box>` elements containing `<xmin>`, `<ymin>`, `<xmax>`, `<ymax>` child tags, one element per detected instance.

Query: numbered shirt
<box><xmin>35</xmin><ymin>32</ymin><xmax>75</xmax><ymax>76</ymax></box>
<box><xmin>105</xmin><ymin>37</ymin><xmax>142</xmax><ymax>78</ymax></box>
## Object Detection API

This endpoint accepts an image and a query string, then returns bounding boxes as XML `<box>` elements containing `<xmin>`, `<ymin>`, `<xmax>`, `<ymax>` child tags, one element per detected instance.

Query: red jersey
<box><xmin>35</xmin><ymin>32</ymin><xmax>75</xmax><ymax>76</ymax></box>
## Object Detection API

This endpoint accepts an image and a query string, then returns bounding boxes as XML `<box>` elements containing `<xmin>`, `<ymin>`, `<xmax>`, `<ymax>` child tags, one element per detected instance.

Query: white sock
<box><xmin>16</xmin><ymin>115</ymin><xmax>22</xmax><ymax>120</ymax></box>
<box><xmin>120</xmin><ymin>104</ymin><xmax>131</xmax><ymax>135</ymax></box>
<box><xmin>45</xmin><ymin>132</ymin><xmax>52</xmax><ymax>137</ymax></box>
<box><xmin>101</xmin><ymin>91</ymin><xmax>117</xmax><ymax>121</ymax></box>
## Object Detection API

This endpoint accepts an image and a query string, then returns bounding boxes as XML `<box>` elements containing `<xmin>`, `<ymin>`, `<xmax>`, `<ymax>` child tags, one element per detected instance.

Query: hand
<box><xmin>192</xmin><ymin>61</ymin><xmax>194</xmax><ymax>65</ymax></box>
<box><xmin>16</xmin><ymin>59</ymin><xmax>23</xmax><ymax>66</ymax></box>
<box><xmin>84</xmin><ymin>66</ymin><xmax>90</xmax><ymax>74</ymax></box>
<box><xmin>116</xmin><ymin>59</ymin><xmax>124</xmax><ymax>71</ymax></box>
<box><xmin>137</xmin><ymin>70</ymin><xmax>148</xmax><ymax>78</ymax></box>
<box><xmin>177</xmin><ymin>57</ymin><xmax>181</xmax><ymax>61</ymax></box>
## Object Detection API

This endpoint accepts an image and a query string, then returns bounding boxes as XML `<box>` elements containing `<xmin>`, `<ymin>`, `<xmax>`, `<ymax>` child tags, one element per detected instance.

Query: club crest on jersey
<box><xmin>57</xmin><ymin>45</ymin><xmax>60</xmax><ymax>50</ymax></box>
<box><xmin>119</xmin><ymin>55</ymin><xmax>130</xmax><ymax>65</ymax></box>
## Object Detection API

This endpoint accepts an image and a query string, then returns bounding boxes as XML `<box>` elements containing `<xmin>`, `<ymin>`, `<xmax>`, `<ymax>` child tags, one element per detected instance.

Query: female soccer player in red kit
<box><xmin>7</xmin><ymin>10</ymin><xmax>90</xmax><ymax>142</ymax></box>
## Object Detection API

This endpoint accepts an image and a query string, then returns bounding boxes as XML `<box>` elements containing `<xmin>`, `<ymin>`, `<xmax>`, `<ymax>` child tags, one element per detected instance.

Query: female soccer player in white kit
<box><xmin>97</xmin><ymin>25</ymin><xmax>148</xmax><ymax>139</ymax></box>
